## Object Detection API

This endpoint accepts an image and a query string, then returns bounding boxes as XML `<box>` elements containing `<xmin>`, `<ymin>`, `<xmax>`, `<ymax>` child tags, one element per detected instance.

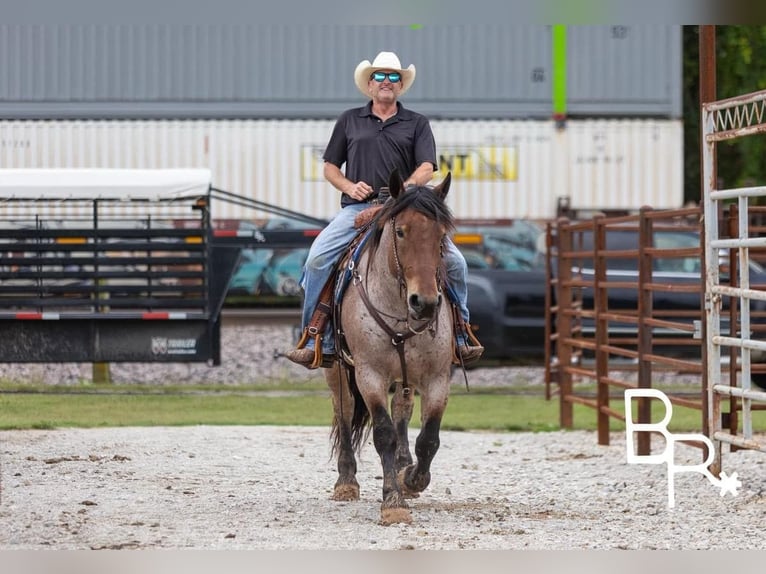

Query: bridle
<box><xmin>350</xmin><ymin>215</ymin><xmax>444</xmax><ymax>387</ymax></box>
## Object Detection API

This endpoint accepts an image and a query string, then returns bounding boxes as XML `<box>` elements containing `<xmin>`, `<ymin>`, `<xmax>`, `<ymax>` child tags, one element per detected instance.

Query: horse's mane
<box><xmin>364</xmin><ymin>186</ymin><xmax>455</xmax><ymax>257</ymax></box>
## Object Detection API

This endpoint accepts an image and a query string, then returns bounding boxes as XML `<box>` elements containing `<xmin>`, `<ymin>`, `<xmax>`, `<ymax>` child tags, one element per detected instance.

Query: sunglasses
<box><xmin>370</xmin><ymin>71</ymin><xmax>402</xmax><ymax>83</ymax></box>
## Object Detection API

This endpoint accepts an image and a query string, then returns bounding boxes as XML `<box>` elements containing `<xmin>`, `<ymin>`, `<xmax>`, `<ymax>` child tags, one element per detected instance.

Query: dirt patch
<box><xmin>1</xmin><ymin>426</ymin><xmax>765</xmax><ymax>549</ymax></box>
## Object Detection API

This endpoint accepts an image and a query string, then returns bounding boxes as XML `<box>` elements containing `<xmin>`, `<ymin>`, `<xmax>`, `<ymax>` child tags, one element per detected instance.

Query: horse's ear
<box><xmin>432</xmin><ymin>172</ymin><xmax>451</xmax><ymax>200</ymax></box>
<box><xmin>389</xmin><ymin>169</ymin><xmax>405</xmax><ymax>199</ymax></box>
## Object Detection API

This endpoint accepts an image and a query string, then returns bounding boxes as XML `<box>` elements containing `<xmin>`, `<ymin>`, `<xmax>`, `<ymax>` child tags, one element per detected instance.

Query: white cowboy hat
<box><xmin>353</xmin><ymin>51</ymin><xmax>416</xmax><ymax>98</ymax></box>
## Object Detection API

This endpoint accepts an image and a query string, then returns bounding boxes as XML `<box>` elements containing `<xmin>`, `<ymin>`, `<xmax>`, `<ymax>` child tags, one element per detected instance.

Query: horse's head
<box><xmin>372</xmin><ymin>169</ymin><xmax>454</xmax><ymax>321</ymax></box>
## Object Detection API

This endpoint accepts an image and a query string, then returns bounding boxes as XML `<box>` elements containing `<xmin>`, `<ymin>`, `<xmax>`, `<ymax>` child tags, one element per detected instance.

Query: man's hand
<box><xmin>324</xmin><ymin>162</ymin><xmax>374</xmax><ymax>201</ymax></box>
<box><xmin>345</xmin><ymin>180</ymin><xmax>374</xmax><ymax>201</ymax></box>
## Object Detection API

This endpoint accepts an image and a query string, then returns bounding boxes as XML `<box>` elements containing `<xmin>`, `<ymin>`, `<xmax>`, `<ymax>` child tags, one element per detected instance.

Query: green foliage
<box><xmin>684</xmin><ymin>26</ymin><xmax>766</xmax><ymax>205</ymax></box>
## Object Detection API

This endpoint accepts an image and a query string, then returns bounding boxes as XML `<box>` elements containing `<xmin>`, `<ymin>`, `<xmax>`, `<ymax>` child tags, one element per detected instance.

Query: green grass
<box><xmin>3</xmin><ymin>382</ymin><xmax>762</xmax><ymax>432</ymax></box>
<box><xmin>0</xmin><ymin>392</ymin><xmax>333</xmax><ymax>429</ymax></box>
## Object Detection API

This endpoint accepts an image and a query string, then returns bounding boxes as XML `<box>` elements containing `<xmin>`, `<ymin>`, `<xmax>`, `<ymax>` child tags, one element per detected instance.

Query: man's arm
<box><xmin>404</xmin><ymin>162</ymin><xmax>435</xmax><ymax>188</ymax></box>
<box><xmin>324</xmin><ymin>162</ymin><xmax>373</xmax><ymax>202</ymax></box>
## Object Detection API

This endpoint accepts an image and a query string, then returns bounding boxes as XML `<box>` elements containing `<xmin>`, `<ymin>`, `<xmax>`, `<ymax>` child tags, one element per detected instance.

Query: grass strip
<box><xmin>3</xmin><ymin>386</ymin><xmax>756</xmax><ymax>433</ymax></box>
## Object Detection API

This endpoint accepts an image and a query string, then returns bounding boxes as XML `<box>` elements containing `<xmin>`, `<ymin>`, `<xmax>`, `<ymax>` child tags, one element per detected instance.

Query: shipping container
<box><xmin>0</xmin><ymin>118</ymin><xmax>683</xmax><ymax>220</ymax></box>
<box><xmin>0</xmin><ymin>23</ymin><xmax>681</xmax><ymax>119</ymax></box>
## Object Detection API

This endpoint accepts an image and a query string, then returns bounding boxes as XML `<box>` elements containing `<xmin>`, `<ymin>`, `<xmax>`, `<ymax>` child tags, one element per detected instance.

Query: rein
<box><xmin>350</xmin><ymin>215</ymin><xmax>441</xmax><ymax>387</ymax></box>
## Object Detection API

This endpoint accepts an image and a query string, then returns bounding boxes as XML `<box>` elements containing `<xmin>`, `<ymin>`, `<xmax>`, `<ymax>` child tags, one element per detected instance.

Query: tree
<box><xmin>684</xmin><ymin>26</ymin><xmax>766</xmax><ymax>204</ymax></box>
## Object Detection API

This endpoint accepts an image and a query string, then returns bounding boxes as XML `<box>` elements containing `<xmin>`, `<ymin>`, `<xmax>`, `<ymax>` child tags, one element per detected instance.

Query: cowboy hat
<box><xmin>353</xmin><ymin>51</ymin><xmax>416</xmax><ymax>98</ymax></box>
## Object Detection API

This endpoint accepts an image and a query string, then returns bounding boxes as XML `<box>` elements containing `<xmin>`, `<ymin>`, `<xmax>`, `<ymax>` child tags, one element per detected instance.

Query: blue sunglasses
<box><xmin>371</xmin><ymin>71</ymin><xmax>402</xmax><ymax>83</ymax></box>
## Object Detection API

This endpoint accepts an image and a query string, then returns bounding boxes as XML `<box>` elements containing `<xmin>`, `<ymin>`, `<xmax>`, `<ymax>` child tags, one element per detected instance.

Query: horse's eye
<box><xmin>396</xmin><ymin>228</ymin><xmax>405</xmax><ymax>239</ymax></box>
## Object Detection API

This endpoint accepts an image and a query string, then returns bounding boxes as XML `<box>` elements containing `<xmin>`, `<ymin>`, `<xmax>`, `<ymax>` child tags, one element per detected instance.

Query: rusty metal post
<box><xmin>556</xmin><ymin>218</ymin><xmax>574</xmax><ymax>429</ymax></box>
<box><xmin>92</xmin><ymin>362</ymin><xmax>111</xmax><ymax>384</ymax></box>
<box><xmin>637</xmin><ymin>208</ymin><xmax>654</xmax><ymax>455</ymax></box>
<box><xmin>544</xmin><ymin>221</ymin><xmax>559</xmax><ymax>401</ymax></box>
<box><xmin>593</xmin><ymin>215</ymin><xmax>610</xmax><ymax>445</ymax></box>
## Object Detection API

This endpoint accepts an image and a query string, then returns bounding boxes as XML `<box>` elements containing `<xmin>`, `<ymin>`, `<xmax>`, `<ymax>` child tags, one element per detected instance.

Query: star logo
<box><xmin>718</xmin><ymin>471</ymin><xmax>742</xmax><ymax>497</ymax></box>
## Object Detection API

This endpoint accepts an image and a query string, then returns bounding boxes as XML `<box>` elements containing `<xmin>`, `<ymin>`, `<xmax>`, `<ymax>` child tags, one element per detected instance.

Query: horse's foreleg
<box><xmin>370</xmin><ymin>404</ymin><xmax>412</xmax><ymax>525</ymax></box>
<box><xmin>390</xmin><ymin>381</ymin><xmax>414</xmax><ymax>471</ymax></box>
<box><xmin>326</xmin><ymin>365</ymin><xmax>359</xmax><ymax>501</ymax></box>
<box><xmin>399</xmin><ymin>392</ymin><xmax>446</xmax><ymax>496</ymax></box>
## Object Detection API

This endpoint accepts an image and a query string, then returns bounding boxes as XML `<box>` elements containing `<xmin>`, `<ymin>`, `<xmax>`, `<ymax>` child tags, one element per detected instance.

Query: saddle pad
<box><xmin>333</xmin><ymin>227</ymin><xmax>373</xmax><ymax>306</ymax></box>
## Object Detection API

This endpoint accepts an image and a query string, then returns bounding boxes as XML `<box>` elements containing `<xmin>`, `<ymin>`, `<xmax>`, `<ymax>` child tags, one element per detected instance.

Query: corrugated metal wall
<box><xmin>0</xmin><ymin>24</ymin><xmax>681</xmax><ymax>119</ymax></box>
<box><xmin>0</xmin><ymin>119</ymin><xmax>683</xmax><ymax>220</ymax></box>
<box><xmin>567</xmin><ymin>26</ymin><xmax>683</xmax><ymax>116</ymax></box>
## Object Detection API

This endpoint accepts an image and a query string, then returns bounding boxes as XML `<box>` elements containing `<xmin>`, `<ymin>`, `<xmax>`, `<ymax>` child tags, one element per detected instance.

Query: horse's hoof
<box><xmin>396</xmin><ymin>468</ymin><xmax>421</xmax><ymax>499</ymax></box>
<box><xmin>380</xmin><ymin>507</ymin><xmax>412</xmax><ymax>526</ymax></box>
<box><xmin>332</xmin><ymin>483</ymin><xmax>360</xmax><ymax>501</ymax></box>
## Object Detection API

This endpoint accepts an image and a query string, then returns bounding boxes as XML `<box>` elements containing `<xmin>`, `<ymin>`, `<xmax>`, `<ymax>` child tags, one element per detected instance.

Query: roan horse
<box><xmin>325</xmin><ymin>169</ymin><xmax>455</xmax><ymax>525</ymax></box>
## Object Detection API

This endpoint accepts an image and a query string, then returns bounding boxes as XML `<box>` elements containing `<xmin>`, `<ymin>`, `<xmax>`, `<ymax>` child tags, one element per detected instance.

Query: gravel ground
<box><xmin>1</xmin><ymin>324</ymin><xmax>764</xmax><ymax>550</ymax></box>
<box><xmin>1</xmin><ymin>426</ymin><xmax>765</xmax><ymax>550</ymax></box>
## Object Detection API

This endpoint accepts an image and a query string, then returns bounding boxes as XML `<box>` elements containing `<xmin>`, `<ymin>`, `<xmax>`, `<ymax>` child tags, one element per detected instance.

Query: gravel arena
<box><xmin>2</xmin><ymin>426</ymin><xmax>766</xmax><ymax>551</ymax></box>
<box><xmin>1</xmin><ymin>326</ymin><xmax>765</xmax><ymax>551</ymax></box>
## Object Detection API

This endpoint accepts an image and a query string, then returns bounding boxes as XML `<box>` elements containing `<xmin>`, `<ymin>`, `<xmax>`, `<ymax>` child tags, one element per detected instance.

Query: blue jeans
<box><xmin>299</xmin><ymin>204</ymin><xmax>470</xmax><ymax>352</ymax></box>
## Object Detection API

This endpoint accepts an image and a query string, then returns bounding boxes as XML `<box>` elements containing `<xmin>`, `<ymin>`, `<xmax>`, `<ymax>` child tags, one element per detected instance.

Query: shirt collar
<box><xmin>359</xmin><ymin>101</ymin><xmax>413</xmax><ymax>120</ymax></box>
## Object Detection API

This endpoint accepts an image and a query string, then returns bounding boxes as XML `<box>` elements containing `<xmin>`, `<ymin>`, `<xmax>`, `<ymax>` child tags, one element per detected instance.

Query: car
<box><xmin>453</xmin><ymin>220</ymin><xmax>550</xmax><ymax>363</ymax></box>
<box><xmin>456</xmin><ymin>221</ymin><xmax>766</xmax><ymax>377</ymax></box>
<box><xmin>226</xmin><ymin>218</ymin><xmax>318</xmax><ymax>298</ymax></box>
<box><xmin>227</xmin><ymin>247</ymin><xmax>274</xmax><ymax>295</ymax></box>
<box><xmin>555</xmin><ymin>225</ymin><xmax>766</xmax><ymax>389</ymax></box>
<box><xmin>560</xmin><ymin>226</ymin><xmax>766</xmax><ymax>340</ymax></box>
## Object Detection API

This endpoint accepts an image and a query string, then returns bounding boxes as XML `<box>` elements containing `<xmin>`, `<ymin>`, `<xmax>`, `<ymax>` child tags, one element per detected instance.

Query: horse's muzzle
<box><xmin>408</xmin><ymin>292</ymin><xmax>442</xmax><ymax>320</ymax></box>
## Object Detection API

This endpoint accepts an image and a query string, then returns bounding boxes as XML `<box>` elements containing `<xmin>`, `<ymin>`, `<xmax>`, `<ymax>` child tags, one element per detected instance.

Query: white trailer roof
<box><xmin>0</xmin><ymin>169</ymin><xmax>212</xmax><ymax>201</ymax></box>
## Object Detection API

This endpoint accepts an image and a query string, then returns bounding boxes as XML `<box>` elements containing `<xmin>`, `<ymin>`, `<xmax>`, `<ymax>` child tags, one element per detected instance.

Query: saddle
<box><xmin>292</xmin><ymin>206</ymin><xmax>379</xmax><ymax>369</ymax></box>
<box><xmin>292</xmin><ymin>203</ymin><xmax>481</xmax><ymax>370</ymax></box>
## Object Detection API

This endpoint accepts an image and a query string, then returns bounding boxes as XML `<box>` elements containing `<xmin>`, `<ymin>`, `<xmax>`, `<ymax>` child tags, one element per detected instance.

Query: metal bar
<box><xmin>544</xmin><ymin>221</ymin><xmax>558</xmax><ymax>401</ymax></box>
<box><xmin>713</xmin><ymin>335</ymin><xmax>766</xmax><ymax>352</ymax></box>
<box><xmin>556</xmin><ymin>218</ymin><xmax>575</xmax><ymax>429</ymax></box>
<box><xmin>563</xmin><ymin>394</ymin><xmax>597</xmax><ymax>409</ymax></box>
<box><xmin>712</xmin><ymin>431</ymin><xmax>766</xmax><ymax>453</ymax></box>
<box><xmin>706</xmin><ymin>123</ymin><xmax>766</xmax><ymax>142</ymax></box>
<box><xmin>594</xmin><ymin>215</ymin><xmax>611</xmax><ymax>446</ymax></box>
<box><xmin>712</xmin><ymin>384</ymin><xmax>766</xmax><ymax>402</ymax></box>
<box><xmin>700</xmin><ymin>24</ymin><xmax>722</xmax><ymax>474</ymax></box>
<box><xmin>737</xmin><ymin>196</ymin><xmax>754</xmax><ymax>439</ymax></box>
<box><xmin>209</xmin><ymin>187</ymin><xmax>329</xmax><ymax>227</ymax></box>
<box><xmin>637</xmin><ymin>209</ymin><xmax>654</xmax><ymax>455</ymax></box>
<box><xmin>704</xmin><ymin>88</ymin><xmax>766</xmax><ymax>112</ymax></box>
<box><xmin>710</xmin><ymin>236</ymin><xmax>766</xmax><ymax>248</ymax></box>
<box><xmin>711</xmin><ymin>186</ymin><xmax>766</xmax><ymax>200</ymax></box>
<box><xmin>711</xmin><ymin>284</ymin><xmax>766</xmax><ymax>301</ymax></box>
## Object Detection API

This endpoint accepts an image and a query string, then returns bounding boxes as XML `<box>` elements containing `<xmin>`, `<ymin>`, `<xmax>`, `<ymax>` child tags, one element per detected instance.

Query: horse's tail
<box><xmin>346</xmin><ymin>367</ymin><xmax>372</xmax><ymax>453</ymax></box>
<box><xmin>331</xmin><ymin>365</ymin><xmax>371</xmax><ymax>457</ymax></box>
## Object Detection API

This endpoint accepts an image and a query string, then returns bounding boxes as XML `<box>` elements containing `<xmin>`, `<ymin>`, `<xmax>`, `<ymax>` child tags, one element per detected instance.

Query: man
<box><xmin>286</xmin><ymin>51</ymin><xmax>483</xmax><ymax>368</ymax></box>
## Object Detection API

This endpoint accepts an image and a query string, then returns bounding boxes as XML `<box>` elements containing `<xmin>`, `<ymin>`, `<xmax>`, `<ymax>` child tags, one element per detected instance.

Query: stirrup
<box><xmin>463</xmin><ymin>322</ymin><xmax>483</xmax><ymax>348</ymax></box>
<box><xmin>454</xmin><ymin>344</ymin><xmax>484</xmax><ymax>365</ymax></box>
<box><xmin>294</xmin><ymin>329</ymin><xmax>329</xmax><ymax>370</ymax></box>
<box><xmin>452</xmin><ymin>322</ymin><xmax>484</xmax><ymax>366</ymax></box>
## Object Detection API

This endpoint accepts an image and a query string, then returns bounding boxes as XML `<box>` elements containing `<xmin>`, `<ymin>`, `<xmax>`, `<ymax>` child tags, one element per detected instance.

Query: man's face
<box><xmin>367</xmin><ymin>69</ymin><xmax>402</xmax><ymax>103</ymax></box>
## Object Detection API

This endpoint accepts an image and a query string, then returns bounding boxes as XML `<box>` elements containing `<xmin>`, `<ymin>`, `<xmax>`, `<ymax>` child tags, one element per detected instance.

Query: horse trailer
<box><xmin>0</xmin><ymin>168</ymin><xmax>321</xmax><ymax>364</ymax></box>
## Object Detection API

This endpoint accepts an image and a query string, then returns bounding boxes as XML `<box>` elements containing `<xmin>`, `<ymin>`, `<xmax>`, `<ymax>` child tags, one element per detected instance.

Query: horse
<box><xmin>325</xmin><ymin>169</ymin><xmax>455</xmax><ymax>525</ymax></box>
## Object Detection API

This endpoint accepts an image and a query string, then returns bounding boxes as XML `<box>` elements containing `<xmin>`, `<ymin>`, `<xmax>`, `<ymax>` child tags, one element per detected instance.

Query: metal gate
<box><xmin>702</xmin><ymin>90</ymin><xmax>766</xmax><ymax>473</ymax></box>
<box><xmin>0</xmin><ymin>168</ymin><xmax>323</xmax><ymax>365</ymax></box>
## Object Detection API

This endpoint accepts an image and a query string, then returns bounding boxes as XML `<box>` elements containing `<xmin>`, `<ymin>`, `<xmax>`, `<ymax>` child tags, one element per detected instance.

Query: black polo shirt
<box><xmin>323</xmin><ymin>101</ymin><xmax>437</xmax><ymax>207</ymax></box>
